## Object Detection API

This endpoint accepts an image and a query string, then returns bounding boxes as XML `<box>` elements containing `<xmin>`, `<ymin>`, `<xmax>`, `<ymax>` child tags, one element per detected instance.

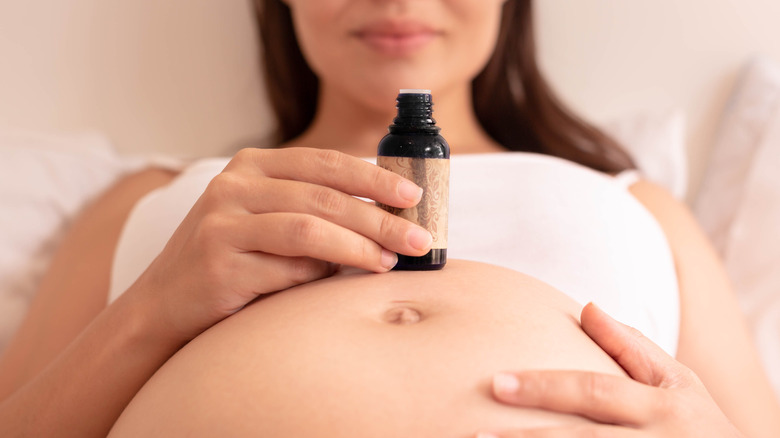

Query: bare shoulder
<box><xmin>626</xmin><ymin>179</ymin><xmax>704</xmax><ymax>253</ymax></box>
<box><xmin>625</xmin><ymin>178</ymin><xmax>678</xmax><ymax>210</ymax></box>
<box><xmin>47</xmin><ymin>165</ymin><xmax>179</xmax><ymax>294</ymax></box>
<box><xmin>71</xmin><ymin>167</ymin><xmax>179</xmax><ymax>247</ymax></box>
<box><xmin>0</xmin><ymin>167</ymin><xmax>178</xmax><ymax>398</ymax></box>
<box><xmin>40</xmin><ymin>165</ymin><xmax>179</xmax><ymax>316</ymax></box>
<box><xmin>626</xmin><ymin>180</ymin><xmax>780</xmax><ymax>436</ymax></box>
<box><xmin>51</xmin><ymin>166</ymin><xmax>180</xmax><ymax>300</ymax></box>
<box><xmin>104</xmin><ymin>167</ymin><xmax>180</xmax><ymax>207</ymax></box>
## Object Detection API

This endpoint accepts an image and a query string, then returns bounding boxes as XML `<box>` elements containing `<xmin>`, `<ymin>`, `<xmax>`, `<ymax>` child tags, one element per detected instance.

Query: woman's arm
<box><xmin>0</xmin><ymin>168</ymin><xmax>177</xmax><ymax>400</ymax></box>
<box><xmin>0</xmin><ymin>278</ymin><xmax>188</xmax><ymax>437</ymax></box>
<box><xmin>629</xmin><ymin>180</ymin><xmax>780</xmax><ymax>437</ymax></box>
<box><xmin>0</xmin><ymin>148</ymin><xmax>431</xmax><ymax>436</ymax></box>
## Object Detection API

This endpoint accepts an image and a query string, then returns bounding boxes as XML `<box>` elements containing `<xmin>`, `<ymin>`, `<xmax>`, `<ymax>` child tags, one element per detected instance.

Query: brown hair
<box><xmin>254</xmin><ymin>0</ymin><xmax>635</xmax><ymax>173</ymax></box>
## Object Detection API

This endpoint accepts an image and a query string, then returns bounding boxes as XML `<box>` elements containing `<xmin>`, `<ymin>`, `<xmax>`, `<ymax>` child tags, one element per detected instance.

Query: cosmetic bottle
<box><xmin>377</xmin><ymin>89</ymin><xmax>450</xmax><ymax>270</ymax></box>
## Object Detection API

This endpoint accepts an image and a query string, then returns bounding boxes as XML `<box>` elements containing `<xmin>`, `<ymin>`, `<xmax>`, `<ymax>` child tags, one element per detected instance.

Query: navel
<box><xmin>383</xmin><ymin>306</ymin><xmax>423</xmax><ymax>325</ymax></box>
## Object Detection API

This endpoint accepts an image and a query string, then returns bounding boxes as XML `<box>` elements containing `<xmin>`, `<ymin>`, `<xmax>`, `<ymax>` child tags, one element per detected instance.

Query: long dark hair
<box><xmin>254</xmin><ymin>0</ymin><xmax>635</xmax><ymax>173</ymax></box>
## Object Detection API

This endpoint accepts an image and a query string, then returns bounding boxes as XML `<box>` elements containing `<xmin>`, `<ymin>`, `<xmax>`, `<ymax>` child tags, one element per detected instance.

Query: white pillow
<box><xmin>602</xmin><ymin>110</ymin><xmax>688</xmax><ymax>199</ymax></box>
<box><xmin>725</xmin><ymin>103</ymin><xmax>780</xmax><ymax>396</ymax></box>
<box><xmin>0</xmin><ymin>129</ymin><xmax>142</xmax><ymax>353</ymax></box>
<box><xmin>695</xmin><ymin>57</ymin><xmax>780</xmax><ymax>254</ymax></box>
<box><xmin>694</xmin><ymin>55</ymin><xmax>780</xmax><ymax>396</ymax></box>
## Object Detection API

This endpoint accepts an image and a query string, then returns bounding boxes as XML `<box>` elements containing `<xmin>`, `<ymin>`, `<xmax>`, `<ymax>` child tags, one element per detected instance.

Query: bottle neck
<box><xmin>389</xmin><ymin>93</ymin><xmax>441</xmax><ymax>134</ymax></box>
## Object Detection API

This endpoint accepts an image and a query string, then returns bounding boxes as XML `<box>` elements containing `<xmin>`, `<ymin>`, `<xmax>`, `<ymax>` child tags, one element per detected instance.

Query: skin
<box><xmin>0</xmin><ymin>149</ymin><xmax>433</xmax><ymax>437</ymax></box>
<box><xmin>480</xmin><ymin>303</ymin><xmax>746</xmax><ymax>437</ymax></box>
<box><xmin>109</xmin><ymin>261</ymin><xmax>627</xmax><ymax>437</ymax></box>
<box><xmin>0</xmin><ymin>0</ymin><xmax>778</xmax><ymax>436</ymax></box>
<box><xmin>0</xmin><ymin>168</ymin><xmax>178</xmax><ymax>400</ymax></box>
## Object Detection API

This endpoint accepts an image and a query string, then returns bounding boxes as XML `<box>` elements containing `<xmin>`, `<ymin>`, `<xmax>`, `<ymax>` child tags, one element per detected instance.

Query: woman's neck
<box><xmin>283</xmin><ymin>83</ymin><xmax>505</xmax><ymax>157</ymax></box>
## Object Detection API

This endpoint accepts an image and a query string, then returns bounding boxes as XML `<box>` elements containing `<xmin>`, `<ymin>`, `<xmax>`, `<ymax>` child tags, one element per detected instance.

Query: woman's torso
<box><xmin>109</xmin><ymin>260</ymin><xmax>626</xmax><ymax>437</ymax></box>
<box><xmin>110</xmin><ymin>152</ymin><xmax>679</xmax><ymax>353</ymax></box>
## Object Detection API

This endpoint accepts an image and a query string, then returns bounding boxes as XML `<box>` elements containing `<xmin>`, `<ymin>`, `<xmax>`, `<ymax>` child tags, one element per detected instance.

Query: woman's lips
<box><xmin>353</xmin><ymin>21</ymin><xmax>441</xmax><ymax>56</ymax></box>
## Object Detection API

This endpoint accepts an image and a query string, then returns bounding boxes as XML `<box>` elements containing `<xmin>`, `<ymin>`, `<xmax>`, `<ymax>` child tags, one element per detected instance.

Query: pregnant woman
<box><xmin>1</xmin><ymin>0</ymin><xmax>778</xmax><ymax>436</ymax></box>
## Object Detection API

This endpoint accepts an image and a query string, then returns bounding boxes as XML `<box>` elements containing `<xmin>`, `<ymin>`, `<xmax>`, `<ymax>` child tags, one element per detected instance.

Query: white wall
<box><xmin>536</xmin><ymin>0</ymin><xmax>780</xmax><ymax>195</ymax></box>
<box><xmin>2</xmin><ymin>0</ymin><xmax>780</xmax><ymax>194</ymax></box>
<box><xmin>0</xmin><ymin>0</ymin><xmax>269</xmax><ymax>157</ymax></box>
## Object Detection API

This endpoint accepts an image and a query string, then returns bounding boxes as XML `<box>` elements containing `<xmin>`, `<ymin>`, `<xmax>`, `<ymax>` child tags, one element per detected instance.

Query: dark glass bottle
<box><xmin>377</xmin><ymin>89</ymin><xmax>450</xmax><ymax>270</ymax></box>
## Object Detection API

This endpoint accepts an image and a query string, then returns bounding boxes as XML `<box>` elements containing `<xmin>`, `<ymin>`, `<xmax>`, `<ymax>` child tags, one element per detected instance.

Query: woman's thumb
<box><xmin>581</xmin><ymin>302</ymin><xmax>695</xmax><ymax>388</ymax></box>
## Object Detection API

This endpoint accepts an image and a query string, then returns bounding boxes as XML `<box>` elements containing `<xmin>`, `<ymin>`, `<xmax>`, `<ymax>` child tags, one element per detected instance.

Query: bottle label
<box><xmin>376</xmin><ymin>156</ymin><xmax>449</xmax><ymax>249</ymax></box>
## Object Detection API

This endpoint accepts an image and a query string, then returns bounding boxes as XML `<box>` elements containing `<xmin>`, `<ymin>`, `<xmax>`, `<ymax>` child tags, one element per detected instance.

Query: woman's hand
<box><xmin>130</xmin><ymin>147</ymin><xmax>432</xmax><ymax>340</ymax></box>
<box><xmin>478</xmin><ymin>303</ymin><xmax>744</xmax><ymax>437</ymax></box>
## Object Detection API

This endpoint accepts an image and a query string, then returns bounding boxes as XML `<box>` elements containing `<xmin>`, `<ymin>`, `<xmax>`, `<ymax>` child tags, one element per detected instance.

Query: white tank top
<box><xmin>110</xmin><ymin>152</ymin><xmax>680</xmax><ymax>355</ymax></box>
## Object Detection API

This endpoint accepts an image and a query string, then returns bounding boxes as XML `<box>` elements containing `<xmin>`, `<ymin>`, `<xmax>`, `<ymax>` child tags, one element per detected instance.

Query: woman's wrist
<box><xmin>118</xmin><ymin>276</ymin><xmax>195</xmax><ymax>351</ymax></box>
<box><xmin>0</xmin><ymin>285</ymin><xmax>191</xmax><ymax>438</ymax></box>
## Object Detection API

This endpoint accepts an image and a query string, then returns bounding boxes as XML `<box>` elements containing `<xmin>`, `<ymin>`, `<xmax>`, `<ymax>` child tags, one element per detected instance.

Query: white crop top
<box><xmin>110</xmin><ymin>152</ymin><xmax>680</xmax><ymax>355</ymax></box>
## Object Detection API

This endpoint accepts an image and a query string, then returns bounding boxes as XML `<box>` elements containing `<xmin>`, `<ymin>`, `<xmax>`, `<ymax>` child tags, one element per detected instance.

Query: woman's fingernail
<box><xmin>398</xmin><ymin>180</ymin><xmax>423</xmax><ymax>202</ymax></box>
<box><xmin>380</xmin><ymin>249</ymin><xmax>398</xmax><ymax>271</ymax></box>
<box><xmin>407</xmin><ymin>228</ymin><xmax>433</xmax><ymax>251</ymax></box>
<box><xmin>476</xmin><ymin>433</ymin><xmax>500</xmax><ymax>438</ymax></box>
<box><xmin>493</xmin><ymin>372</ymin><xmax>521</xmax><ymax>396</ymax></box>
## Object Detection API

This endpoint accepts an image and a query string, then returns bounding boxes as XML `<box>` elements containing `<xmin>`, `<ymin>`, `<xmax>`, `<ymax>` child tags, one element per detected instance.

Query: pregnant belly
<box><xmin>109</xmin><ymin>260</ymin><xmax>625</xmax><ymax>437</ymax></box>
